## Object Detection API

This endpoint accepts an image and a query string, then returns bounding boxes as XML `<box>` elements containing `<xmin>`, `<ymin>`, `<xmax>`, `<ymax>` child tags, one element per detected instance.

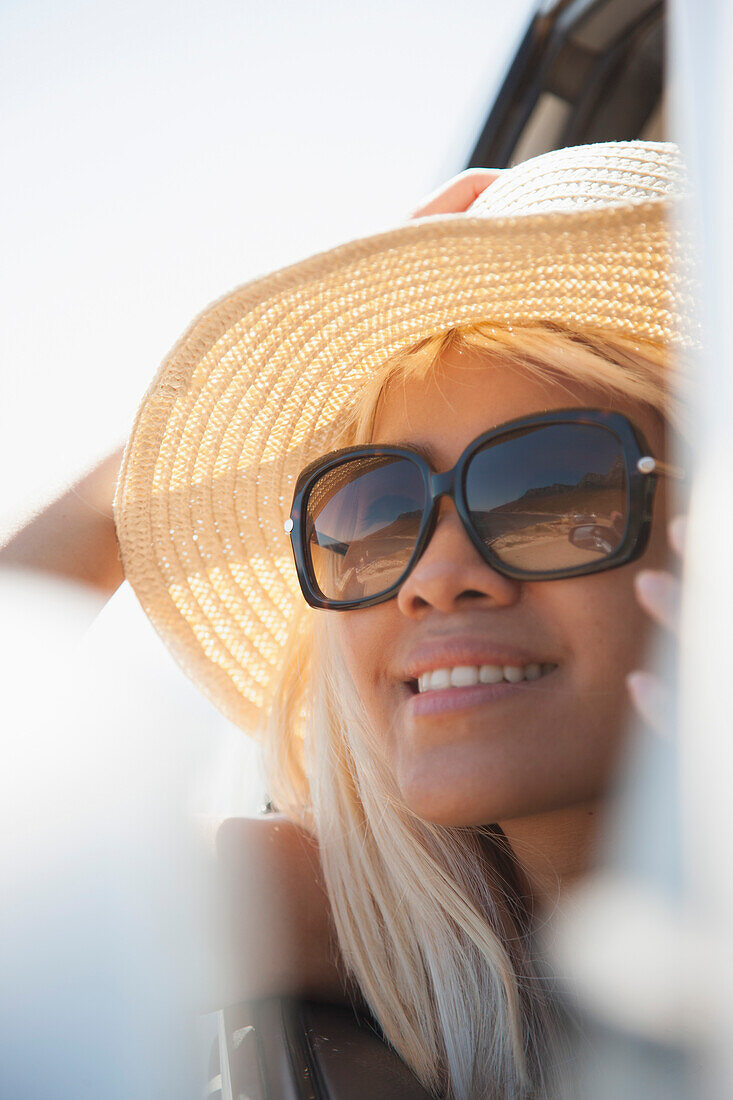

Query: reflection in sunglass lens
<box><xmin>305</xmin><ymin>456</ymin><xmax>425</xmax><ymax>602</ymax></box>
<box><xmin>464</xmin><ymin>424</ymin><xmax>628</xmax><ymax>572</ymax></box>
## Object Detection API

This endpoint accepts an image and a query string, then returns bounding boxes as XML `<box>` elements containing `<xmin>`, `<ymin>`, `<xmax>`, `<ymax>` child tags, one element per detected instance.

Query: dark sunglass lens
<box><xmin>465</xmin><ymin>423</ymin><xmax>628</xmax><ymax>572</ymax></box>
<box><xmin>305</xmin><ymin>456</ymin><xmax>425</xmax><ymax>602</ymax></box>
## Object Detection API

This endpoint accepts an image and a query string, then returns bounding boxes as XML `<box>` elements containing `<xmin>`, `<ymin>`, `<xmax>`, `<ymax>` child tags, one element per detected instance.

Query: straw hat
<box><xmin>114</xmin><ymin>140</ymin><xmax>695</xmax><ymax>735</ymax></box>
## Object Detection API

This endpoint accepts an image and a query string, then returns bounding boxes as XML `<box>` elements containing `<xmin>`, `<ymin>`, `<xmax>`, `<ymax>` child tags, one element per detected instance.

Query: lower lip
<box><xmin>407</xmin><ymin>670</ymin><xmax>559</xmax><ymax>717</ymax></box>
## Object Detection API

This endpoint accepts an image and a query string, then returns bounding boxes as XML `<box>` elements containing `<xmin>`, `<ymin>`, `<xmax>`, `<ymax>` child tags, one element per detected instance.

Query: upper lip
<box><xmin>400</xmin><ymin>638</ymin><xmax>556</xmax><ymax>681</ymax></box>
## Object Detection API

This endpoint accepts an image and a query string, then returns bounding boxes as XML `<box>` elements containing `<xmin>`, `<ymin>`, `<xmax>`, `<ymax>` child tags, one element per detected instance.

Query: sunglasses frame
<box><xmin>286</xmin><ymin>407</ymin><xmax>683</xmax><ymax>611</ymax></box>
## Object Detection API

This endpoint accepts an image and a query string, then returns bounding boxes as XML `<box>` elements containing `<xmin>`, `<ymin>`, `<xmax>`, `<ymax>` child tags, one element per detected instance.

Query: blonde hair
<box><xmin>263</xmin><ymin>322</ymin><xmax>688</xmax><ymax>1098</ymax></box>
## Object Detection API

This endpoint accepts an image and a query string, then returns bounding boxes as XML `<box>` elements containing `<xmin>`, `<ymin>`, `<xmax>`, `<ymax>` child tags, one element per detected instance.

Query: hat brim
<box><xmin>114</xmin><ymin>199</ymin><xmax>691</xmax><ymax>734</ymax></box>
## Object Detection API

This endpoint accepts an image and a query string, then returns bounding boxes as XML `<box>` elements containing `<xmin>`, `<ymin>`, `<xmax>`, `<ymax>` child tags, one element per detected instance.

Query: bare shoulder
<box><xmin>215</xmin><ymin>813</ymin><xmax>322</xmax><ymax>880</ymax></box>
<box><xmin>213</xmin><ymin>813</ymin><xmax>345</xmax><ymax>1004</ymax></box>
<box><xmin>215</xmin><ymin>813</ymin><xmax>327</xmax><ymax>935</ymax></box>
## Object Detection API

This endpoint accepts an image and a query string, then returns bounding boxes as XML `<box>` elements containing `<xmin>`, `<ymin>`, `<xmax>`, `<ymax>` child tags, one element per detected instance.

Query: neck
<box><xmin>497</xmin><ymin>800</ymin><xmax>607</xmax><ymax>916</ymax></box>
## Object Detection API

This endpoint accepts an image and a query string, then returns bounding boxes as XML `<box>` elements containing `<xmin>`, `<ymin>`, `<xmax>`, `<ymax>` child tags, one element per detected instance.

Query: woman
<box><xmin>115</xmin><ymin>141</ymin><xmax>691</xmax><ymax>1098</ymax></box>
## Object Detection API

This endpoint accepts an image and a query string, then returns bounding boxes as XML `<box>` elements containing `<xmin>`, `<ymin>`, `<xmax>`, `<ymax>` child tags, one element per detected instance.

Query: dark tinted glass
<box><xmin>305</xmin><ymin>455</ymin><xmax>426</xmax><ymax>602</ymax></box>
<box><xmin>464</xmin><ymin>423</ymin><xmax>629</xmax><ymax>572</ymax></box>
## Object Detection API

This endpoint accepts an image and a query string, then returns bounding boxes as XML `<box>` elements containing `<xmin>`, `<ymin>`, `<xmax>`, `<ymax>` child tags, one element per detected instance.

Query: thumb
<box><xmin>408</xmin><ymin>168</ymin><xmax>503</xmax><ymax>219</ymax></box>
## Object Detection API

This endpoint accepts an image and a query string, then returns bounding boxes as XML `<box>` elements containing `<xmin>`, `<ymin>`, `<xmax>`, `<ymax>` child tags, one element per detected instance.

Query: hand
<box><xmin>626</xmin><ymin>514</ymin><xmax>687</xmax><ymax>733</ymax></box>
<box><xmin>408</xmin><ymin>168</ymin><xmax>502</xmax><ymax>219</ymax></box>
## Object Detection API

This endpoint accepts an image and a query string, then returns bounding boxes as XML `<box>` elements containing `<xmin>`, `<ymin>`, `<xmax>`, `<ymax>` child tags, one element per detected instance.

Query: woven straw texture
<box><xmin>114</xmin><ymin>141</ymin><xmax>696</xmax><ymax>736</ymax></box>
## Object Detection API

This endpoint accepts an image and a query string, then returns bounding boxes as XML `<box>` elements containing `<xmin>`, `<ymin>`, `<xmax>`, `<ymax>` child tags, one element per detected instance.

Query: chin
<box><xmin>396</xmin><ymin>747</ymin><xmax>607</xmax><ymax>828</ymax></box>
<box><xmin>394</xmin><ymin>751</ymin><xmax>518</xmax><ymax>827</ymax></box>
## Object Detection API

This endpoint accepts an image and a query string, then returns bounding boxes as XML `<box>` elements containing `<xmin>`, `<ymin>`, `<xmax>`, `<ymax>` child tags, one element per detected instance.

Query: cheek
<box><xmin>334</xmin><ymin>608</ymin><xmax>397</xmax><ymax>736</ymax></box>
<box><xmin>554</xmin><ymin>566</ymin><xmax>654</xmax><ymax>716</ymax></box>
<box><xmin>564</xmin><ymin>484</ymin><xmax>673</xmax><ymax>690</ymax></box>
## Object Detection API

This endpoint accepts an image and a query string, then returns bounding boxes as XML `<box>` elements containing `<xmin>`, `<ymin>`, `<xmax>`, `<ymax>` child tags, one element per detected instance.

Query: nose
<box><xmin>396</xmin><ymin>498</ymin><xmax>521</xmax><ymax>618</ymax></box>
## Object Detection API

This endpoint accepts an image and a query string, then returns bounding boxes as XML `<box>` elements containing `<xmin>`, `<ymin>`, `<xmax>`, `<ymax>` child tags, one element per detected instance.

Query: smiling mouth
<box><xmin>406</xmin><ymin>662</ymin><xmax>559</xmax><ymax>695</ymax></box>
<box><xmin>403</xmin><ymin>662</ymin><xmax>561</xmax><ymax>717</ymax></box>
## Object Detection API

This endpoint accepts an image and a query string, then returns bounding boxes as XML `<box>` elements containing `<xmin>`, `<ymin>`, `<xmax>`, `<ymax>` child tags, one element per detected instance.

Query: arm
<box><xmin>213</xmin><ymin>814</ymin><xmax>351</xmax><ymax>1009</ymax></box>
<box><xmin>0</xmin><ymin>446</ymin><xmax>125</xmax><ymax>595</ymax></box>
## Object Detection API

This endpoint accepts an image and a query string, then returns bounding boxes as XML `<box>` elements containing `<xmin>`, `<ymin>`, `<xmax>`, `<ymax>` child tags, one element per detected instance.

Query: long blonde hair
<box><xmin>263</xmin><ymin>322</ymin><xmax>688</xmax><ymax>1098</ymax></box>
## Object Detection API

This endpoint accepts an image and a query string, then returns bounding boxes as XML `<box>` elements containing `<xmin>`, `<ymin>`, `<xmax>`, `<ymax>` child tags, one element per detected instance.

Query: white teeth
<box><xmin>415</xmin><ymin>662</ymin><xmax>557</xmax><ymax>693</ymax></box>
<box><xmin>479</xmin><ymin>664</ymin><xmax>504</xmax><ymax>684</ymax></box>
<box><xmin>450</xmin><ymin>666</ymin><xmax>479</xmax><ymax>688</ymax></box>
<box><xmin>429</xmin><ymin>668</ymin><xmax>451</xmax><ymax>691</ymax></box>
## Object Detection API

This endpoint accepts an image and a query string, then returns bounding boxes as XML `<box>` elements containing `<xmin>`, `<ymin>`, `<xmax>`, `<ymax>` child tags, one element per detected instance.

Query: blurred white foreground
<box><xmin>0</xmin><ymin>569</ymin><xmax>261</xmax><ymax>1099</ymax></box>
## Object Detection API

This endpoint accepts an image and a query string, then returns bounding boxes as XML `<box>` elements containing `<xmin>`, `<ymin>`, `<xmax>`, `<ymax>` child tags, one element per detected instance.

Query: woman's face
<box><xmin>333</xmin><ymin>345</ymin><xmax>672</xmax><ymax>829</ymax></box>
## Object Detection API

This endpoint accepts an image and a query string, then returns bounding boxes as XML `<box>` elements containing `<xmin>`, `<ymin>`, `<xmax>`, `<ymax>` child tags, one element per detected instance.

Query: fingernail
<box><xmin>635</xmin><ymin>569</ymin><xmax>680</xmax><ymax>634</ymax></box>
<box><xmin>626</xmin><ymin>671</ymin><xmax>669</xmax><ymax>734</ymax></box>
<box><xmin>669</xmin><ymin>514</ymin><xmax>687</xmax><ymax>555</ymax></box>
<box><xmin>635</xmin><ymin>570</ymin><xmax>668</xmax><ymax>603</ymax></box>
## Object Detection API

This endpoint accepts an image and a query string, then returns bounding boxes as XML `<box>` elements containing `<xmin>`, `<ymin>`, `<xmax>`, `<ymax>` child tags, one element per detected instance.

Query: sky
<box><xmin>1</xmin><ymin>0</ymin><xmax>535</xmax><ymax>536</ymax></box>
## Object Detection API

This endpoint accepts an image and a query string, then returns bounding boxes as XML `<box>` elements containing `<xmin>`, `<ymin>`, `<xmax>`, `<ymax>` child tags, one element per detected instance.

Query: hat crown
<box><xmin>467</xmin><ymin>140</ymin><xmax>688</xmax><ymax>219</ymax></box>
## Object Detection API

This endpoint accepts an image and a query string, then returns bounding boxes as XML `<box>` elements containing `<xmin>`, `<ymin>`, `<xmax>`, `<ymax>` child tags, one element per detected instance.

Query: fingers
<box><xmin>668</xmin><ymin>514</ymin><xmax>687</xmax><ymax>556</ymax></box>
<box><xmin>633</xmin><ymin>514</ymin><xmax>687</xmax><ymax>635</ymax></box>
<box><xmin>633</xmin><ymin>570</ymin><xmax>681</xmax><ymax>634</ymax></box>
<box><xmin>625</xmin><ymin>671</ymin><xmax>671</xmax><ymax>735</ymax></box>
<box><xmin>409</xmin><ymin>168</ymin><xmax>503</xmax><ymax>219</ymax></box>
<box><xmin>626</xmin><ymin>513</ymin><xmax>688</xmax><ymax>734</ymax></box>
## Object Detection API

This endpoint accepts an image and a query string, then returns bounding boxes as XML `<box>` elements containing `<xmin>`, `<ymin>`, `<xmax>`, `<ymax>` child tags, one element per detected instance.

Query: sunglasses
<box><xmin>284</xmin><ymin>408</ymin><xmax>686</xmax><ymax>611</ymax></box>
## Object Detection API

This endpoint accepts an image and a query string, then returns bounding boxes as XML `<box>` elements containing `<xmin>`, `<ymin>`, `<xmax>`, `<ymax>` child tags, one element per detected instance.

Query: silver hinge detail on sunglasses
<box><xmin>637</xmin><ymin>456</ymin><xmax>686</xmax><ymax>479</ymax></box>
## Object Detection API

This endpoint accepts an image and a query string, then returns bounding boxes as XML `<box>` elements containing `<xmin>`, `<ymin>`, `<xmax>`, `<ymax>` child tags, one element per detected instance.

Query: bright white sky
<box><xmin>1</xmin><ymin>0</ymin><xmax>535</xmax><ymax>536</ymax></box>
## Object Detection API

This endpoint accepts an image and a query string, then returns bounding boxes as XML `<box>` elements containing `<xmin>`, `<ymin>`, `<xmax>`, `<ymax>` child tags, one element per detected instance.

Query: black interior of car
<box><xmin>210</xmin><ymin>999</ymin><xmax>433</xmax><ymax>1099</ymax></box>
